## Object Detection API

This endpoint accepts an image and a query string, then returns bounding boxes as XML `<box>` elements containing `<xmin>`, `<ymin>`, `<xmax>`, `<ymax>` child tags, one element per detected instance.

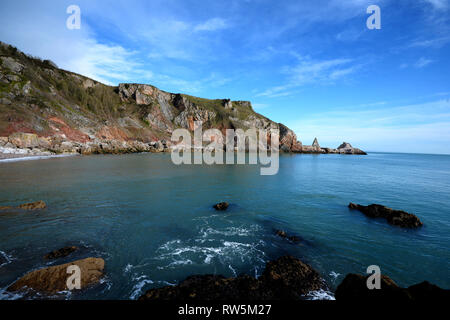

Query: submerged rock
<box><xmin>335</xmin><ymin>273</ymin><xmax>449</xmax><ymax>301</ymax></box>
<box><xmin>139</xmin><ymin>255</ymin><xmax>324</xmax><ymax>300</ymax></box>
<box><xmin>348</xmin><ymin>203</ymin><xmax>423</xmax><ymax>228</ymax></box>
<box><xmin>44</xmin><ymin>246</ymin><xmax>78</xmax><ymax>260</ymax></box>
<box><xmin>0</xmin><ymin>201</ymin><xmax>46</xmax><ymax>211</ymax></box>
<box><xmin>213</xmin><ymin>202</ymin><xmax>229</xmax><ymax>211</ymax></box>
<box><xmin>275</xmin><ymin>230</ymin><xmax>301</xmax><ymax>243</ymax></box>
<box><xmin>7</xmin><ymin>257</ymin><xmax>105</xmax><ymax>294</ymax></box>
<box><xmin>18</xmin><ymin>200</ymin><xmax>47</xmax><ymax>210</ymax></box>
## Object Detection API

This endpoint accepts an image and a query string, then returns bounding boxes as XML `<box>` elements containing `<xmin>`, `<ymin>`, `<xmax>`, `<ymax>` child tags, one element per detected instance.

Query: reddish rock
<box><xmin>7</xmin><ymin>258</ymin><xmax>105</xmax><ymax>294</ymax></box>
<box><xmin>18</xmin><ymin>200</ymin><xmax>46</xmax><ymax>210</ymax></box>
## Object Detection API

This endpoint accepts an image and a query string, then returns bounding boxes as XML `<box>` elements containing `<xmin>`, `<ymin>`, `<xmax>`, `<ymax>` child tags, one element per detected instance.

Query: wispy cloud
<box><xmin>257</xmin><ymin>56</ymin><xmax>359</xmax><ymax>97</ymax></box>
<box><xmin>424</xmin><ymin>0</ymin><xmax>450</xmax><ymax>10</ymax></box>
<box><xmin>414</xmin><ymin>57</ymin><xmax>434</xmax><ymax>68</ymax></box>
<box><xmin>194</xmin><ymin>18</ymin><xmax>228</xmax><ymax>32</ymax></box>
<box><xmin>410</xmin><ymin>36</ymin><xmax>450</xmax><ymax>48</ymax></box>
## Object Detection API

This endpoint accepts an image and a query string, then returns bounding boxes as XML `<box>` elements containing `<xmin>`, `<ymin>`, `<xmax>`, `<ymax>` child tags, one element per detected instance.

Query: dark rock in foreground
<box><xmin>213</xmin><ymin>202</ymin><xmax>229</xmax><ymax>211</ymax></box>
<box><xmin>139</xmin><ymin>256</ymin><xmax>324</xmax><ymax>300</ymax></box>
<box><xmin>44</xmin><ymin>246</ymin><xmax>78</xmax><ymax>260</ymax></box>
<box><xmin>7</xmin><ymin>257</ymin><xmax>105</xmax><ymax>294</ymax></box>
<box><xmin>348</xmin><ymin>203</ymin><xmax>423</xmax><ymax>228</ymax></box>
<box><xmin>275</xmin><ymin>230</ymin><xmax>301</xmax><ymax>243</ymax></box>
<box><xmin>335</xmin><ymin>273</ymin><xmax>449</xmax><ymax>301</ymax></box>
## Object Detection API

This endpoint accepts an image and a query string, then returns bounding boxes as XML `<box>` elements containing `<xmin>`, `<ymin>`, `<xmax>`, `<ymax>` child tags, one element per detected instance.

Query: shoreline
<box><xmin>0</xmin><ymin>153</ymin><xmax>77</xmax><ymax>163</ymax></box>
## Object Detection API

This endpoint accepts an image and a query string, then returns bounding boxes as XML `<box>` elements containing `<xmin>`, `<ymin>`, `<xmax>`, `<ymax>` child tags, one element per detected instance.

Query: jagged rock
<box><xmin>0</xmin><ymin>136</ymin><xmax>8</xmax><ymax>146</ymax></box>
<box><xmin>18</xmin><ymin>200</ymin><xmax>47</xmax><ymax>210</ymax></box>
<box><xmin>213</xmin><ymin>202</ymin><xmax>229</xmax><ymax>211</ymax></box>
<box><xmin>8</xmin><ymin>132</ymin><xmax>39</xmax><ymax>149</ymax></box>
<box><xmin>44</xmin><ymin>246</ymin><xmax>78</xmax><ymax>260</ymax></box>
<box><xmin>348</xmin><ymin>203</ymin><xmax>423</xmax><ymax>228</ymax></box>
<box><xmin>22</xmin><ymin>81</ymin><xmax>31</xmax><ymax>95</ymax></box>
<box><xmin>312</xmin><ymin>138</ymin><xmax>320</xmax><ymax>148</ymax></box>
<box><xmin>259</xmin><ymin>256</ymin><xmax>323</xmax><ymax>297</ymax></box>
<box><xmin>139</xmin><ymin>255</ymin><xmax>324</xmax><ymax>300</ymax></box>
<box><xmin>279</xmin><ymin>123</ymin><xmax>302</xmax><ymax>152</ymax></box>
<box><xmin>0</xmin><ymin>206</ymin><xmax>14</xmax><ymax>210</ymax></box>
<box><xmin>7</xmin><ymin>257</ymin><xmax>105</xmax><ymax>294</ymax></box>
<box><xmin>82</xmin><ymin>79</ymin><xmax>95</xmax><ymax>89</ymax></box>
<box><xmin>6</xmin><ymin>74</ymin><xmax>20</xmax><ymax>82</ymax></box>
<box><xmin>337</xmin><ymin>142</ymin><xmax>367</xmax><ymax>155</ymax></box>
<box><xmin>301</xmin><ymin>145</ymin><xmax>326</xmax><ymax>153</ymax></box>
<box><xmin>0</xmin><ymin>42</ymin><xmax>367</xmax><ymax>156</ymax></box>
<box><xmin>223</xmin><ymin>99</ymin><xmax>233</xmax><ymax>109</ymax></box>
<box><xmin>321</xmin><ymin>147</ymin><xmax>338</xmax><ymax>154</ymax></box>
<box><xmin>1</xmin><ymin>56</ymin><xmax>24</xmax><ymax>73</ymax></box>
<box><xmin>335</xmin><ymin>273</ymin><xmax>449</xmax><ymax>301</ymax></box>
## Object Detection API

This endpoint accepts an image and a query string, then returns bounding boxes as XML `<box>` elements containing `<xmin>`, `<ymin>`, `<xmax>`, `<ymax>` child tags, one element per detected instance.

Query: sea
<box><xmin>0</xmin><ymin>152</ymin><xmax>449</xmax><ymax>299</ymax></box>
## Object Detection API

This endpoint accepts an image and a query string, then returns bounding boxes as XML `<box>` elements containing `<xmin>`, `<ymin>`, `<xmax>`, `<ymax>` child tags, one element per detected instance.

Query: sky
<box><xmin>0</xmin><ymin>0</ymin><xmax>450</xmax><ymax>154</ymax></box>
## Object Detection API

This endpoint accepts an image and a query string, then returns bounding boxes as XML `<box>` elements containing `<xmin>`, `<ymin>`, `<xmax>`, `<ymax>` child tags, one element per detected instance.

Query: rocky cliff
<box><xmin>0</xmin><ymin>41</ymin><xmax>364</xmax><ymax>156</ymax></box>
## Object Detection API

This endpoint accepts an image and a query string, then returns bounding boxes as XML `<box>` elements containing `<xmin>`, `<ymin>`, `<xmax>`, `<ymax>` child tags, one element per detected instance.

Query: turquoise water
<box><xmin>0</xmin><ymin>152</ymin><xmax>449</xmax><ymax>299</ymax></box>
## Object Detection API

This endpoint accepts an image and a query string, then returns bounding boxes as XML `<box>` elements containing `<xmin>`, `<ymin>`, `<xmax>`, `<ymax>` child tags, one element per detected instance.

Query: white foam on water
<box><xmin>0</xmin><ymin>250</ymin><xmax>14</xmax><ymax>268</ymax></box>
<box><xmin>124</xmin><ymin>264</ymin><xmax>133</xmax><ymax>273</ymax></box>
<box><xmin>99</xmin><ymin>277</ymin><xmax>113</xmax><ymax>293</ymax></box>
<box><xmin>303</xmin><ymin>289</ymin><xmax>336</xmax><ymax>300</ymax></box>
<box><xmin>199</xmin><ymin>225</ymin><xmax>261</xmax><ymax>238</ymax></box>
<box><xmin>329</xmin><ymin>271</ymin><xmax>341</xmax><ymax>279</ymax></box>
<box><xmin>130</xmin><ymin>275</ymin><xmax>154</xmax><ymax>300</ymax></box>
<box><xmin>0</xmin><ymin>154</ymin><xmax>76</xmax><ymax>163</ymax></box>
<box><xmin>155</xmin><ymin>237</ymin><xmax>267</xmax><ymax>270</ymax></box>
<box><xmin>0</xmin><ymin>288</ymin><xmax>24</xmax><ymax>300</ymax></box>
<box><xmin>228</xmin><ymin>264</ymin><xmax>237</xmax><ymax>277</ymax></box>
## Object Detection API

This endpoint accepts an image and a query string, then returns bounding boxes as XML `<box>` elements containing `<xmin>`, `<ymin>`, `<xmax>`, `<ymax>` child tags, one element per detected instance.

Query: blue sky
<box><xmin>1</xmin><ymin>0</ymin><xmax>450</xmax><ymax>154</ymax></box>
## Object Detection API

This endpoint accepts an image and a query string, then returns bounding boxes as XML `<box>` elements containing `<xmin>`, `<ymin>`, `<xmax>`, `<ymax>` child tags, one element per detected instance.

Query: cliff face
<box><xmin>0</xmin><ymin>41</ymin><xmax>303</xmax><ymax>155</ymax></box>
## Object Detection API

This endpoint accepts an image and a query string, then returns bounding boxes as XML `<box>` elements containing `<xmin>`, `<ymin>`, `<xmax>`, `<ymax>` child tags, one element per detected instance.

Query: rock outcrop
<box><xmin>0</xmin><ymin>200</ymin><xmax>46</xmax><ymax>211</ymax></box>
<box><xmin>301</xmin><ymin>138</ymin><xmax>325</xmax><ymax>153</ymax></box>
<box><xmin>213</xmin><ymin>202</ymin><xmax>229</xmax><ymax>211</ymax></box>
<box><xmin>335</xmin><ymin>273</ymin><xmax>449</xmax><ymax>301</ymax></box>
<box><xmin>323</xmin><ymin>142</ymin><xmax>367</xmax><ymax>155</ymax></box>
<box><xmin>0</xmin><ymin>41</ymin><xmax>364</xmax><ymax>157</ymax></box>
<box><xmin>7</xmin><ymin>257</ymin><xmax>105</xmax><ymax>294</ymax></box>
<box><xmin>139</xmin><ymin>255</ymin><xmax>325</xmax><ymax>300</ymax></box>
<box><xmin>348</xmin><ymin>203</ymin><xmax>423</xmax><ymax>228</ymax></box>
<box><xmin>18</xmin><ymin>200</ymin><xmax>47</xmax><ymax>210</ymax></box>
<box><xmin>44</xmin><ymin>246</ymin><xmax>78</xmax><ymax>260</ymax></box>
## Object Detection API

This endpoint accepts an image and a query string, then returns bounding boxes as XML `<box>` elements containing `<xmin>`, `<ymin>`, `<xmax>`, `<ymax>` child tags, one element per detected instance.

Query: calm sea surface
<box><xmin>0</xmin><ymin>152</ymin><xmax>449</xmax><ymax>299</ymax></box>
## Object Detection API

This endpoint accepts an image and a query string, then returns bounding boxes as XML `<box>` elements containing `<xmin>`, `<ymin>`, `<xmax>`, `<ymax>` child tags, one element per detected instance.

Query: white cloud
<box><xmin>257</xmin><ymin>56</ymin><xmax>358</xmax><ymax>97</ymax></box>
<box><xmin>424</xmin><ymin>0</ymin><xmax>450</xmax><ymax>10</ymax></box>
<box><xmin>414</xmin><ymin>57</ymin><xmax>434</xmax><ymax>68</ymax></box>
<box><xmin>194</xmin><ymin>18</ymin><xmax>228</xmax><ymax>32</ymax></box>
<box><xmin>410</xmin><ymin>36</ymin><xmax>450</xmax><ymax>48</ymax></box>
